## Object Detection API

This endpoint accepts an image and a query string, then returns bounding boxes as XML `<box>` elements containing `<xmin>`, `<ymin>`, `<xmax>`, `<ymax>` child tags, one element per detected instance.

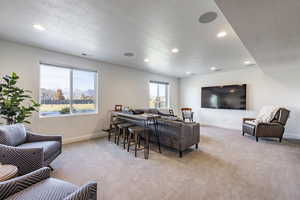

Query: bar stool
<box><xmin>108</xmin><ymin>117</ymin><xmax>125</xmax><ymax>143</ymax></box>
<box><xmin>127</xmin><ymin>126</ymin><xmax>145</xmax><ymax>157</ymax></box>
<box><xmin>117</xmin><ymin>122</ymin><xmax>135</xmax><ymax>148</ymax></box>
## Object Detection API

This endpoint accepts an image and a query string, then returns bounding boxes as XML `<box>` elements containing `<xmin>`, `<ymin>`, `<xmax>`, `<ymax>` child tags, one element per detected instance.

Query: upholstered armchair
<box><xmin>0</xmin><ymin>167</ymin><xmax>97</xmax><ymax>200</ymax></box>
<box><xmin>0</xmin><ymin>124</ymin><xmax>62</xmax><ymax>175</ymax></box>
<box><xmin>242</xmin><ymin>108</ymin><xmax>290</xmax><ymax>142</ymax></box>
<box><xmin>181</xmin><ymin>108</ymin><xmax>194</xmax><ymax>122</ymax></box>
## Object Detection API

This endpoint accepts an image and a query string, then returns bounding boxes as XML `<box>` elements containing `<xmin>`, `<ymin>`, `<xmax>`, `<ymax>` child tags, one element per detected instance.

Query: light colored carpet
<box><xmin>52</xmin><ymin>126</ymin><xmax>300</xmax><ymax>200</ymax></box>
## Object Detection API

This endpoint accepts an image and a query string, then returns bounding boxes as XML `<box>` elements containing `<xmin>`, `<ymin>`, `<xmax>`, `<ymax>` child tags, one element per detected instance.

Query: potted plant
<box><xmin>0</xmin><ymin>72</ymin><xmax>40</xmax><ymax>125</ymax></box>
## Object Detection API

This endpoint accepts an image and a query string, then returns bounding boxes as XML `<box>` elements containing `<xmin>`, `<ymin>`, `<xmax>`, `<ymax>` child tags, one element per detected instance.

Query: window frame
<box><xmin>149</xmin><ymin>80</ymin><xmax>170</xmax><ymax>109</ymax></box>
<box><xmin>39</xmin><ymin>62</ymin><xmax>99</xmax><ymax>118</ymax></box>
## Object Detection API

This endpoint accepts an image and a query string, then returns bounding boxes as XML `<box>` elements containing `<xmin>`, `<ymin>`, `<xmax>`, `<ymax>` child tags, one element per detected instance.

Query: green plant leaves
<box><xmin>0</xmin><ymin>72</ymin><xmax>40</xmax><ymax>125</ymax></box>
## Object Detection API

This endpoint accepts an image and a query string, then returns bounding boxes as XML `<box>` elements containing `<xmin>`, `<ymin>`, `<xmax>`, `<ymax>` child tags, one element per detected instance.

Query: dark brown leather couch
<box><xmin>242</xmin><ymin>108</ymin><xmax>290</xmax><ymax>142</ymax></box>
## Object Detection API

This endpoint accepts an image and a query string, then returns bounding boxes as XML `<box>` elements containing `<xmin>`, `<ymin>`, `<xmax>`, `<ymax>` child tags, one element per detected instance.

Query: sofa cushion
<box><xmin>6</xmin><ymin>178</ymin><xmax>77</xmax><ymax>200</ymax></box>
<box><xmin>18</xmin><ymin>141</ymin><xmax>60</xmax><ymax>160</ymax></box>
<box><xmin>0</xmin><ymin>124</ymin><xmax>27</xmax><ymax>146</ymax></box>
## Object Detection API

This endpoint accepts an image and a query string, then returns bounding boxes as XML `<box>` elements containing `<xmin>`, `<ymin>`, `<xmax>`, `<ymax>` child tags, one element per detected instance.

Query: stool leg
<box><xmin>127</xmin><ymin>132</ymin><xmax>132</xmax><ymax>152</ymax></box>
<box><xmin>156</xmin><ymin>133</ymin><xmax>161</xmax><ymax>153</ymax></box>
<box><xmin>123</xmin><ymin>129</ymin><xmax>127</xmax><ymax>149</ymax></box>
<box><xmin>114</xmin><ymin>127</ymin><xmax>118</xmax><ymax>144</ymax></box>
<box><xmin>134</xmin><ymin>133</ymin><xmax>138</xmax><ymax>157</ymax></box>
<box><xmin>117</xmin><ymin>128</ymin><xmax>122</xmax><ymax>145</ymax></box>
<box><xmin>138</xmin><ymin>135</ymin><xmax>141</xmax><ymax>148</ymax></box>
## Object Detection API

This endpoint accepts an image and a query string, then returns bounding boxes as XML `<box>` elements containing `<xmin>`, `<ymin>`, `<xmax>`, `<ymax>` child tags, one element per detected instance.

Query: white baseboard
<box><xmin>284</xmin><ymin>133</ymin><xmax>300</xmax><ymax>140</ymax></box>
<box><xmin>200</xmin><ymin>124</ymin><xmax>300</xmax><ymax>140</ymax></box>
<box><xmin>62</xmin><ymin>131</ymin><xmax>107</xmax><ymax>145</ymax></box>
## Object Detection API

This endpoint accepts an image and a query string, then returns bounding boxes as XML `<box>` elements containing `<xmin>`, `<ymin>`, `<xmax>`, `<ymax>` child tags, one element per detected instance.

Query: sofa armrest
<box><xmin>0</xmin><ymin>144</ymin><xmax>44</xmax><ymax>175</ymax></box>
<box><xmin>256</xmin><ymin>123</ymin><xmax>284</xmax><ymax>138</ymax></box>
<box><xmin>243</xmin><ymin>118</ymin><xmax>256</xmax><ymax>123</ymax></box>
<box><xmin>0</xmin><ymin>167</ymin><xmax>50</xmax><ymax>200</ymax></box>
<box><xmin>64</xmin><ymin>181</ymin><xmax>97</xmax><ymax>200</ymax></box>
<box><xmin>179</xmin><ymin>123</ymin><xmax>200</xmax><ymax>151</ymax></box>
<box><xmin>27</xmin><ymin>131</ymin><xmax>62</xmax><ymax>143</ymax></box>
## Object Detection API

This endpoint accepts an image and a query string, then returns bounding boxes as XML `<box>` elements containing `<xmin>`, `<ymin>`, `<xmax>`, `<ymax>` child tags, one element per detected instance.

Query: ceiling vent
<box><xmin>124</xmin><ymin>52</ymin><xmax>135</xmax><ymax>57</ymax></box>
<box><xmin>199</xmin><ymin>12</ymin><xmax>218</xmax><ymax>23</ymax></box>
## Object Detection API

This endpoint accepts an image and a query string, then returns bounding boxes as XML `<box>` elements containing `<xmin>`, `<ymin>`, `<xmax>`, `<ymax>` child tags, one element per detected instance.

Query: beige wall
<box><xmin>0</xmin><ymin>40</ymin><xmax>179</xmax><ymax>143</ymax></box>
<box><xmin>180</xmin><ymin>67</ymin><xmax>300</xmax><ymax>138</ymax></box>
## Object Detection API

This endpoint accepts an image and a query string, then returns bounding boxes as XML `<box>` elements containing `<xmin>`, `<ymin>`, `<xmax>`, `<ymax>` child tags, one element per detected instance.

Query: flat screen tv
<box><xmin>201</xmin><ymin>84</ymin><xmax>246</xmax><ymax>110</ymax></box>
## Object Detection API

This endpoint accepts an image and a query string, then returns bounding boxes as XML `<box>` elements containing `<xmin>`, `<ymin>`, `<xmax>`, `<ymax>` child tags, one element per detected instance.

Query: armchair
<box><xmin>181</xmin><ymin>108</ymin><xmax>194</xmax><ymax>122</ymax></box>
<box><xmin>242</xmin><ymin>108</ymin><xmax>290</xmax><ymax>142</ymax></box>
<box><xmin>0</xmin><ymin>124</ymin><xmax>62</xmax><ymax>175</ymax></box>
<box><xmin>0</xmin><ymin>167</ymin><xmax>97</xmax><ymax>200</ymax></box>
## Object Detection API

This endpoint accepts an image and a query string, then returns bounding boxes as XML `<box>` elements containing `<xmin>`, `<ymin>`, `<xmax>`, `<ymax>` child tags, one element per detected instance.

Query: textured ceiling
<box><xmin>215</xmin><ymin>0</ymin><xmax>300</xmax><ymax>71</ymax></box>
<box><xmin>0</xmin><ymin>0</ymin><xmax>256</xmax><ymax>77</ymax></box>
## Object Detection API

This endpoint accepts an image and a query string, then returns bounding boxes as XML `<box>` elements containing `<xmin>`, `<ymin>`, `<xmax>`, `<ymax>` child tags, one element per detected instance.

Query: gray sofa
<box><xmin>134</xmin><ymin>109</ymin><xmax>200</xmax><ymax>157</ymax></box>
<box><xmin>0</xmin><ymin>167</ymin><xmax>97</xmax><ymax>200</ymax></box>
<box><xmin>0</xmin><ymin>124</ymin><xmax>62</xmax><ymax>175</ymax></box>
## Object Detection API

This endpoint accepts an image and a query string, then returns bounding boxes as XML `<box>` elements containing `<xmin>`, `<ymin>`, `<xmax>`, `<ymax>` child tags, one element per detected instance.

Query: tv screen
<box><xmin>201</xmin><ymin>84</ymin><xmax>246</xmax><ymax>110</ymax></box>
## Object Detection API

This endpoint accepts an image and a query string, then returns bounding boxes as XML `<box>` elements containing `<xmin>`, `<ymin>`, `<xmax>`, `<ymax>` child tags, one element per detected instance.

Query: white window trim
<box><xmin>39</xmin><ymin>62</ymin><xmax>99</xmax><ymax>118</ymax></box>
<box><xmin>149</xmin><ymin>80</ymin><xmax>170</xmax><ymax>109</ymax></box>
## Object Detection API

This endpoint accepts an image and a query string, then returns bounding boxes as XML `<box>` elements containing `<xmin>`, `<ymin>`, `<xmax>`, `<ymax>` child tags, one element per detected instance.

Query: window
<box><xmin>40</xmin><ymin>64</ymin><xmax>97</xmax><ymax>117</ymax></box>
<box><xmin>149</xmin><ymin>81</ymin><xmax>169</xmax><ymax>109</ymax></box>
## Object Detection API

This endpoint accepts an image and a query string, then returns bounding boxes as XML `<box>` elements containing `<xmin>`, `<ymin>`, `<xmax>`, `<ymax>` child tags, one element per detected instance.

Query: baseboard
<box><xmin>63</xmin><ymin>131</ymin><xmax>107</xmax><ymax>145</ymax></box>
<box><xmin>284</xmin><ymin>133</ymin><xmax>300</xmax><ymax>140</ymax></box>
<box><xmin>200</xmin><ymin>123</ymin><xmax>300</xmax><ymax>140</ymax></box>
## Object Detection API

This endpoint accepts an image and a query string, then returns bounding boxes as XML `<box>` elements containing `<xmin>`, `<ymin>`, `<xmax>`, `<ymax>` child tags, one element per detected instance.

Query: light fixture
<box><xmin>186</xmin><ymin>71</ymin><xmax>191</xmax><ymax>75</ymax></box>
<box><xmin>33</xmin><ymin>24</ymin><xmax>45</xmax><ymax>31</ymax></box>
<box><xmin>211</xmin><ymin>66</ymin><xmax>220</xmax><ymax>71</ymax></box>
<box><xmin>217</xmin><ymin>31</ymin><xmax>227</xmax><ymax>38</ymax></box>
<box><xmin>244</xmin><ymin>60</ymin><xmax>251</xmax><ymax>65</ymax></box>
<box><xmin>144</xmin><ymin>58</ymin><xmax>150</xmax><ymax>63</ymax></box>
<box><xmin>171</xmin><ymin>48</ymin><xmax>179</xmax><ymax>53</ymax></box>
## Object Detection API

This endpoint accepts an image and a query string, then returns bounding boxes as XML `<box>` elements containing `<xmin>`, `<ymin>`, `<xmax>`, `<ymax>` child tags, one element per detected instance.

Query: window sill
<box><xmin>39</xmin><ymin>111</ymin><xmax>99</xmax><ymax>119</ymax></box>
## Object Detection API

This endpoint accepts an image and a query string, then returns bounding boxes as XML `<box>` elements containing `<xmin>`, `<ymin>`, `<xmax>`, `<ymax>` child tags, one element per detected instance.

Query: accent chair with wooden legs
<box><xmin>242</xmin><ymin>108</ymin><xmax>290</xmax><ymax>142</ymax></box>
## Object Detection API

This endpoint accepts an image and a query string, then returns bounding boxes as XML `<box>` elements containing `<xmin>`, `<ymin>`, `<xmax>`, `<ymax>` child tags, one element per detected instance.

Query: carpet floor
<box><xmin>52</xmin><ymin>126</ymin><xmax>300</xmax><ymax>200</ymax></box>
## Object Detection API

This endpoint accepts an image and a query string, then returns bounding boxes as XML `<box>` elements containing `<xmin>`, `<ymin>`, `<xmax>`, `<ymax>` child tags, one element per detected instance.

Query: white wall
<box><xmin>0</xmin><ymin>40</ymin><xmax>179</xmax><ymax>143</ymax></box>
<box><xmin>180</xmin><ymin>67</ymin><xmax>300</xmax><ymax>138</ymax></box>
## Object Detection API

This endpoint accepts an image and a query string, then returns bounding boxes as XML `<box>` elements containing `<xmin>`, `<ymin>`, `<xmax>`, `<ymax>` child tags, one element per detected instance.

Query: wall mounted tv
<box><xmin>201</xmin><ymin>84</ymin><xmax>246</xmax><ymax>110</ymax></box>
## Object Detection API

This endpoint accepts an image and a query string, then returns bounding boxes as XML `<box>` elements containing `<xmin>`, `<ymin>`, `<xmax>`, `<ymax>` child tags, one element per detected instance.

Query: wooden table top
<box><xmin>112</xmin><ymin>111</ymin><xmax>161</xmax><ymax>120</ymax></box>
<box><xmin>0</xmin><ymin>164</ymin><xmax>18</xmax><ymax>182</ymax></box>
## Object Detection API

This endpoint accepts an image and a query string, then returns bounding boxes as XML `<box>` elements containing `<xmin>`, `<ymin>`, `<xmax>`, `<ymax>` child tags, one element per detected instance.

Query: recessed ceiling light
<box><xmin>211</xmin><ymin>66</ymin><xmax>220</xmax><ymax>71</ymax></box>
<box><xmin>33</xmin><ymin>24</ymin><xmax>45</xmax><ymax>31</ymax></box>
<box><xmin>186</xmin><ymin>71</ymin><xmax>191</xmax><ymax>75</ymax></box>
<box><xmin>217</xmin><ymin>31</ymin><xmax>227</xmax><ymax>38</ymax></box>
<box><xmin>144</xmin><ymin>58</ymin><xmax>150</xmax><ymax>63</ymax></box>
<box><xmin>244</xmin><ymin>60</ymin><xmax>251</xmax><ymax>65</ymax></box>
<box><xmin>171</xmin><ymin>48</ymin><xmax>179</xmax><ymax>53</ymax></box>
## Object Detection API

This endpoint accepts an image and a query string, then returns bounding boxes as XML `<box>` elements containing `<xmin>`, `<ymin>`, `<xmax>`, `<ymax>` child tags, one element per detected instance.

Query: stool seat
<box><xmin>128</xmin><ymin>126</ymin><xmax>145</xmax><ymax>133</ymax></box>
<box><xmin>112</xmin><ymin>119</ymin><xmax>125</xmax><ymax>125</ymax></box>
<box><xmin>127</xmin><ymin>126</ymin><xmax>145</xmax><ymax>157</ymax></box>
<box><xmin>117</xmin><ymin>123</ymin><xmax>134</xmax><ymax>129</ymax></box>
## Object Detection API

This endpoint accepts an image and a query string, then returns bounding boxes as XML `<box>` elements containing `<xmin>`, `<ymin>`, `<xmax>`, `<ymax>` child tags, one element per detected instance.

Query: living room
<box><xmin>0</xmin><ymin>0</ymin><xmax>299</xmax><ymax>200</ymax></box>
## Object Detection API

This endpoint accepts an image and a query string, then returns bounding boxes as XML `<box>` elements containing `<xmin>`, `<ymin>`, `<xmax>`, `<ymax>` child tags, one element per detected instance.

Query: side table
<box><xmin>0</xmin><ymin>164</ymin><xmax>18</xmax><ymax>182</ymax></box>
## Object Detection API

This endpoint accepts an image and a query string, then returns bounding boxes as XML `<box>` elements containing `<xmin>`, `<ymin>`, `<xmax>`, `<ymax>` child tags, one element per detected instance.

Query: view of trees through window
<box><xmin>40</xmin><ymin>64</ymin><xmax>97</xmax><ymax>116</ymax></box>
<box><xmin>149</xmin><ymin>81</ymin><xmax>169</xmax><ymax>109</ymax></box>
